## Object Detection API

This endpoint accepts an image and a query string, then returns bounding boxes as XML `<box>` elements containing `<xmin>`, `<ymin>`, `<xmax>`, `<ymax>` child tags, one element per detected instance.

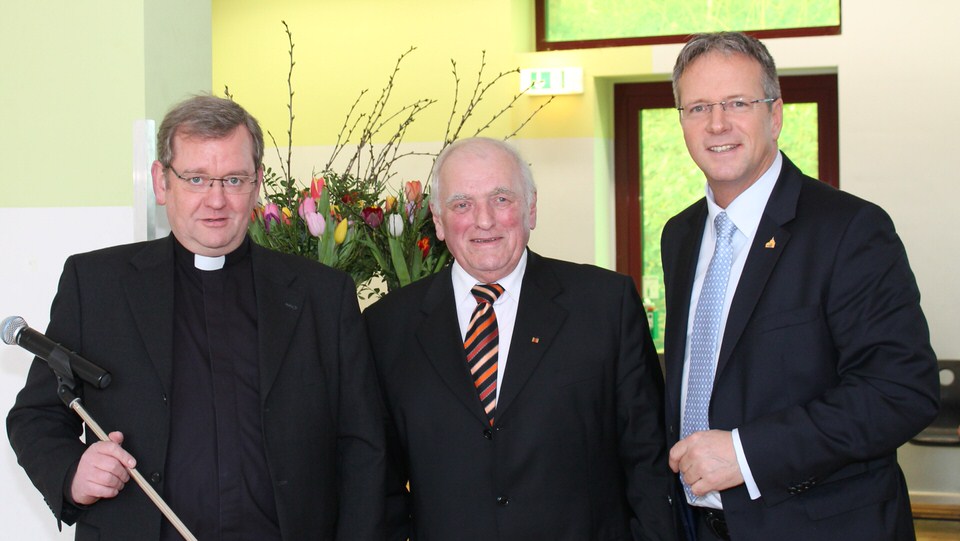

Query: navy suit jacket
<box><xmin>661</xmin><ymin>154</ymin><xmax>939</xmax><ymax>540</ymax></box>
<box><xmin>7</xmin><ymin>236</ymin><xmax>385</xmax><ymax>540</ymax></box>
<box><xmin>364</xmin><ymin>251</ymin><xmax>677</xmax><ymax>541</ymax></box>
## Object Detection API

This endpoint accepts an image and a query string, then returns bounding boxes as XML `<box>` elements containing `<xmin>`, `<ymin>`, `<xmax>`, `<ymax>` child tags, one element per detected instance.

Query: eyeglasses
<box><xmin>678</xmin><ymin>98</ymin><xmax>777</xmax><ymax>121</ymax></box>
<box><xmin>166</xmin><ymin>166</ymin><xmax>258</xmax><ymax>195</ymax></box>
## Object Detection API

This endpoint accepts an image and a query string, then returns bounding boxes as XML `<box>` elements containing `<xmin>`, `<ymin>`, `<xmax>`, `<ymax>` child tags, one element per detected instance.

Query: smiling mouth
<box><xmin>708</xmin><ymin>144</ymin><xmax>738</xmax><ymax>153</ymax></box>
<box><xmin>471</xmin><ymin>237</ymin><xmax>501</xmax><ymax>244</ymax></box>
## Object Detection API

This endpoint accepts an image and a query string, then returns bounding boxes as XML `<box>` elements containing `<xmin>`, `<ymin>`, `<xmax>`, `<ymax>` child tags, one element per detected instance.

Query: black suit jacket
<box><xmin>661</xmin><ymin>154</ymin><xmax>939</xmax><ymax>540</ymax></box>
<box><xmin>364</xmin><ymin>251</ymin><xmax>677</xmax><ymax>541</ymax></box>
<box><xmin>7</xmin><ymin>236</ymin><xmax>385</xmax><ymax>540</ymax></box>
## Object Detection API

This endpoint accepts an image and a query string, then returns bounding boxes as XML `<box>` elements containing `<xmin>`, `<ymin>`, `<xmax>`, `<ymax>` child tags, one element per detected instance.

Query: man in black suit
<box><xmin>365</xmin><ymin>137</ymin><xmax>677</xmax><ymax>540</ymax></box>
<box><xmin>7</xmin><ymin>95</ymin><xmax>385</xmax><ymax>540</ymax></box>
<box><xmin>661</xmin><ymin>32</ymin><xmax>939</xmax><ymax>540</ymax></box>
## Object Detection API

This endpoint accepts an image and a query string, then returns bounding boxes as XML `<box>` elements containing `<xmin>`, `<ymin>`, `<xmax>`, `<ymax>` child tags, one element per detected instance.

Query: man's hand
<box><xmin>669</xmin><ymin>430</ymin><xmax>744</xmax><ymax>496</ymax></box>
<box><xmin>70</xmin><ymin>431</ymin><xmax>136</xmax><ymax>506</ymax></box>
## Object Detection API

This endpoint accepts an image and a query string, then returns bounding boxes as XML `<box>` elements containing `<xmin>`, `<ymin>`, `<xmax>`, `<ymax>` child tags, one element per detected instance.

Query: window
<box><xmin>537</xmin><ymin>0</ymin><xmax>841</xmax><ymax>50</ymax></box>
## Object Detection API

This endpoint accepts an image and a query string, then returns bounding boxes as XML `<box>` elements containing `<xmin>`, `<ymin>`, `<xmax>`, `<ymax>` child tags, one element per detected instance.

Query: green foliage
<box><xmin>545</xmin><ymin>0</ymin><xmax>840</xmax><ymax>42</ymax></box>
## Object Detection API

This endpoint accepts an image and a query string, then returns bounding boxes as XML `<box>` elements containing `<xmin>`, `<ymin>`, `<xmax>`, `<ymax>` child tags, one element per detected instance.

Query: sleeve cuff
<box><xmin>732</xmin><ymin>428</ymin><xmax>761</xmax><ymax>500</ymax></box>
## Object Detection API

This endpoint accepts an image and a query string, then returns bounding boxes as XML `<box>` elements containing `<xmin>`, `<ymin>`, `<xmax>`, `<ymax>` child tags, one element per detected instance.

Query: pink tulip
<box><xmin>298</xmin><ymin>196</ymin><xmax>317</xmax><ymax>219</ymax></box>
<box><xmin>264</xmin><ymin>203</ymin><xmax>282</xmax><ymax>233</ymax></box>
<box><xmin>305</xmin><ymin>212</ymin><xmax>325</xmax><ymax>237</ymax></box>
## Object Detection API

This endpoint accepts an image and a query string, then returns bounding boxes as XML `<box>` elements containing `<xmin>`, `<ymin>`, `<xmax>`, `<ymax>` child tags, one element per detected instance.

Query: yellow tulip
<box><xmin>334</xmin><ymin>219</ymin><xmax>348</xmax><ymax>244</ymax></box>
<box><xmin>384</xmin><ymin>195</ymin><xmax>397</xmax><ymax>213</ymax></box>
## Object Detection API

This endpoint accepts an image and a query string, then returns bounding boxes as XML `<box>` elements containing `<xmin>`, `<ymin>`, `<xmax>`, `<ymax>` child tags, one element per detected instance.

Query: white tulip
<box><xmin>387</xmin><ymin>213</ymin><xmax>405</xmax><ymax>237</ymax></box>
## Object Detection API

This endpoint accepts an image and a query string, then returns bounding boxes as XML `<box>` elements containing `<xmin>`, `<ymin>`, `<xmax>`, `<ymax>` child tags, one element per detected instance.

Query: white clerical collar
<box><xmin>194</xmin><ymin>254</ymin><xmax>226</xmax><ymax>271</ymax></box>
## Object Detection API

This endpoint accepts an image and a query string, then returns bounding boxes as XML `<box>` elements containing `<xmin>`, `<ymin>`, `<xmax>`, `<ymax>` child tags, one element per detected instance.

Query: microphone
<box><xmin>2</xmin><ymin>316</ymin><xmax>112</xmax><ymax>389</ymax></box>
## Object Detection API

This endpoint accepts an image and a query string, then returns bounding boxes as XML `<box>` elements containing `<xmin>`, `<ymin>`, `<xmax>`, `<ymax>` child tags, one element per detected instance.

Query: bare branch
<box><xmin>504</xmin><ymin>95</ymin><xmax>555</xmax><ymax>140</ymax></box>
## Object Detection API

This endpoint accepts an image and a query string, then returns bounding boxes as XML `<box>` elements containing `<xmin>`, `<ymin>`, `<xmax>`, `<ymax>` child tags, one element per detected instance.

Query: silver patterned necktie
<box><xmin>681</xmin><ymin>211</ymin><xmax>738</xmax><ymax>501</ymax></box>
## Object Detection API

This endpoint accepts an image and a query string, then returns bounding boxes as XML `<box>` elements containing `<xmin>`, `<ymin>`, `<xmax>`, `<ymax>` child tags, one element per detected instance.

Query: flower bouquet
<box><xmin>241</xmin><ymin>21</ymin><xmax>551</xmax><ymax>298</ymax></box>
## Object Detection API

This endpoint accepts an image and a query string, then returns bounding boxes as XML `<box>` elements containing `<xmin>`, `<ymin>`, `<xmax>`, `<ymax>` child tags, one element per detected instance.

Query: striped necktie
<box><xmin>465</xmin><ymin>283</ymin><xmax>505</xmax><ymax>426</ymax></box>
<box><xmin>681</xmin><ymin>211</ymin><xmax>738</xmax><ymax>501</ymax></box>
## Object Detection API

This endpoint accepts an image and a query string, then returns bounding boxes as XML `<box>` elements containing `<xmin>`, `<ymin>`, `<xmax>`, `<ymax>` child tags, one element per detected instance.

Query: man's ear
<box><xmin>433</xmin><ymin>210</ymin><xmax>445</xmax><ymax>241</ymax></box>
<box><xmin>527</xmin><ymin>192</ymin><xmax>538</xmax><ymax>230</ymax></box>
<box><xmin>151</xmin><ymin>161</ymin><xmax>167</xmax><ymax>205</ymax></box>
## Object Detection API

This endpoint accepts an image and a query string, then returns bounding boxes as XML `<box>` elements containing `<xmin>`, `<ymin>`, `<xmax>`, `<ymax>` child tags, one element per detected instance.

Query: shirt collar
<box><xmin>451</xmin><ymin>249</ymin><xmax>528</xmax><ymax>305</ymax></box>
<box><xmin>704</xmin><ymin>151</ymin><xmax>782</xmax><ymax>240</ymax></box>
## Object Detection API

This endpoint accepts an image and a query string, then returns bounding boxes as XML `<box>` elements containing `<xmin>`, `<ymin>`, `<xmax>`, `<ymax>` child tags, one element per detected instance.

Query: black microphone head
<box><xmin>1</xmin><ymin>316</ymin><xmax>27</xmax><ymax>346</ymax></box>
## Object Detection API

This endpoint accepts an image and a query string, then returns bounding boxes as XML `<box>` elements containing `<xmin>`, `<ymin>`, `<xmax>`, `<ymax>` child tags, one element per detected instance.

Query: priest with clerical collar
<box><xmin>8</xmin><ymin>95</ymin><xmax>386</xmax><ymax>540</ymax></box>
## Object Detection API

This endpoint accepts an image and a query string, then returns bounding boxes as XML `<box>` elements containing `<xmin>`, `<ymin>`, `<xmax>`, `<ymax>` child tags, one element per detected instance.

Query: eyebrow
<box><xmin>444</xmin><ymin>187</ymin><xmax>517</xmax><ymax>205</ymax></box>
<box><xmin>684</xmin><ymin>94</ymin><xmax>750</xmax><ymax>105</ymax></box>
<box><xmin>179</xmin><ymin>168</ymin><xmax>256</xmax><ymax>177</ymax></box>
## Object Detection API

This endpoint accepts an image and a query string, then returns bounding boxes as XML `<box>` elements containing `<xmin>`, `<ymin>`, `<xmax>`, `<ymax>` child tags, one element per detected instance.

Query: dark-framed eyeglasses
<box><xmin>678</xmin><ymin>97</ymin><xmax>777</xmax><ymax>121</ymax></box>
<box><xmin>166</xmin><ymin>165</ymin><xmax>258</xmax><ymax>195</ymax></box>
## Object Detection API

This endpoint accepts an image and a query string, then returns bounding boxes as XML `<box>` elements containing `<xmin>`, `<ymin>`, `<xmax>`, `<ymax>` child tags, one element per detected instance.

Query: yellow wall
<box><xmin>213</xmin><ymin>0</ymin><xmax>558</xmax><ymax>144</ymax></box>
<box><xmin>211</xmin><ymin>0</ymin><xmax>655</xmax><ymax>145</ymax></box>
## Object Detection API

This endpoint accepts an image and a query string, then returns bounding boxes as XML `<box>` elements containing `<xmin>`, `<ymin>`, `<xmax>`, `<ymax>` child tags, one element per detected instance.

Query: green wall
<box><xmin>1</xmin><ymin>0</ymin><xmax>211</xmax><ymax>208</ymax></box>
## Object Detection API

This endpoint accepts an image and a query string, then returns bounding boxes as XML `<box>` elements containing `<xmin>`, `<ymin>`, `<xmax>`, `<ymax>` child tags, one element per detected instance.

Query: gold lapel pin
<box><xmin>764</xmin><ymin>237</ymin><xmax>776</xmax><ymax>249</ymax></box>
<box><xmin>531</xmin><ymin>337</ymin><xmax>540</xmax><ymax>344</ymax></box>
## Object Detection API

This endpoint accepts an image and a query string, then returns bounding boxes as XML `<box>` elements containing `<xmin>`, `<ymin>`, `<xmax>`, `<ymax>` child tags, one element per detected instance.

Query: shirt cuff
<box><xmin>732</xmin><ymin>428</ymin><xmax>761</xmax><ymax>500</ymax></box>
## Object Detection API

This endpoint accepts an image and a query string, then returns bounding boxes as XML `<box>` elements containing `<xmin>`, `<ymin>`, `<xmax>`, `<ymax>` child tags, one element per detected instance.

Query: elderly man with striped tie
<box><xmin>364</xmin><ymin>136</ymin><xmax>678</xmax><ymax>541</ymax></box>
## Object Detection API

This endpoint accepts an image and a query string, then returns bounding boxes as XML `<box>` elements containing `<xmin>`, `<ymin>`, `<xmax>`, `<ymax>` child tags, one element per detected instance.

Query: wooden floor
<box><xmin>914</xmin><ymin>519</ymin><xmax>960</xmax><ymax>540</ymax></box>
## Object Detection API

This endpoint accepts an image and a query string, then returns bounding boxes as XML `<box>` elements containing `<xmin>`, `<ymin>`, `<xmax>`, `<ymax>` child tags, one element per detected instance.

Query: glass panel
<box><xmin>546</xmin><ymin>0</ymin><xmax>840</xmax><ymax>42</ymax></box>
<box><xmin>640</xmin><ymin>103</ymin><xmax>818</xmax><ymax>352</ymax></box>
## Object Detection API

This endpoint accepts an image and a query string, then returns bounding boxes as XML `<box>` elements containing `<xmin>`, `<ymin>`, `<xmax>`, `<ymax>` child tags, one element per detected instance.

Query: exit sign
<box><xmin>520</xmin><ymin>67</ymin><xmax>583</xmax><ymax>95</ymax></box>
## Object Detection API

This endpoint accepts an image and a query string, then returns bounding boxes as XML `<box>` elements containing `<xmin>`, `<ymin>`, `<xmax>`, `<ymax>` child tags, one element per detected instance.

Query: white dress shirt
<box><xmin>680</xmin><ymin>152</ymin><xmax>783</xmax><ymax>508</ymax></box>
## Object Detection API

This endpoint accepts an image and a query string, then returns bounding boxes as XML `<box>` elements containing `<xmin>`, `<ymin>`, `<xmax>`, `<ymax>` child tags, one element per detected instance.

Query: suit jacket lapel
<box><xmin>251</xmin><ymin>244</ymin><xmax>305</xmax><ymax>402</ymax></box>
<box><xmin>496</xmin><ymin>251</ymin><xmax>567</xmax><ymax>422</ymax></box>
<box><xmin>415</xmin><ymin>268</ymin><xmax>491</xmax><ymax>426</ymax></box>
<box><xmin>715</xmin><ymin>157</ymin><xmax>801</xmax><ymax>377</ymax></box>
<box><xmin>124</xmin><ymin>237</ymin><xmax>176</xmax><ymax>394</ymax></box>
<box><xmin>664</xmin><ymin>203</ymin><xmax>708</xmax><ymax>417</ymax></box>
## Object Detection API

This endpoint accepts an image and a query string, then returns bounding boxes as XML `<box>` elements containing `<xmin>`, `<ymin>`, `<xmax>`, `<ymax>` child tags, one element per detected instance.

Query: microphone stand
<box><xmin>49</xmin><ymin>362</ymin><xmax>197</xmax><ymax>541</ymax></box>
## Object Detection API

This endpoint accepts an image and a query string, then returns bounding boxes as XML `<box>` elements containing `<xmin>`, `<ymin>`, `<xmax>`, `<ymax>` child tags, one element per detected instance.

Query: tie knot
<box><xmin>472</xmin><ymin>283</ymin><xmax>504</xmax><ymax>305</ymax></box>
<box><xmin>715</xmin><ymin>212</ymin><xmax>737</xmax><ymax>242</ymax></box>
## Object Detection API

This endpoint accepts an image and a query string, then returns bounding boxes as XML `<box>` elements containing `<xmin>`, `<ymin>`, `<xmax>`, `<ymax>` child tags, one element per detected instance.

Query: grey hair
<box><xmin>429</xmin><ymin>137</ymin><xmax>537</xmax><ymax>213</ymax></box>
<box><xmin>672</xmin><ymin>32</ymin><xmax>781</xmax><ymax>108</ymax></box>
<box><xmin>156</xmin><ymin>95</ymin><xmax>264</xmax><ymax>170</ymax></box>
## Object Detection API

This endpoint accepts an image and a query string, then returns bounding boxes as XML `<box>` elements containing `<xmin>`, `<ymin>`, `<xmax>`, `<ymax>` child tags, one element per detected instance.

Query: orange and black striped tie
<box><xmin>465</xmin><ymin>283</ymin><xmax>504</xmax><ymax>426</ymax></box>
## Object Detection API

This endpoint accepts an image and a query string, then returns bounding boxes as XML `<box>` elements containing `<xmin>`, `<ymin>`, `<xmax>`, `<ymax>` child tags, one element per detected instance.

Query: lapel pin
<box><xmin>531</xmin><ymin>337</ymin><xmax>540</xmax><ymax>344</ymax></box>
<box><xmin>764</xmin><ymin>237</ymin><xmax>776</xmax><ymax>249</ymax></box>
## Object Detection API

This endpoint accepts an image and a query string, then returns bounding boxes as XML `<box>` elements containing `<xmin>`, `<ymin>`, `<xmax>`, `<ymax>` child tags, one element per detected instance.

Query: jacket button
<box><xmin>150</xmin><ymin>472</ymin><xmax>162</xmax><ymax>484</ymax></box>
<box><xmin>483</xmin><ymin>429</ymin><xmax>493</xmax><ymax>440</ymax></box>
<box><xmin>496</xmin><ymin>496</ymin><xmax>510</xmax><ymax>506</ymax></box>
